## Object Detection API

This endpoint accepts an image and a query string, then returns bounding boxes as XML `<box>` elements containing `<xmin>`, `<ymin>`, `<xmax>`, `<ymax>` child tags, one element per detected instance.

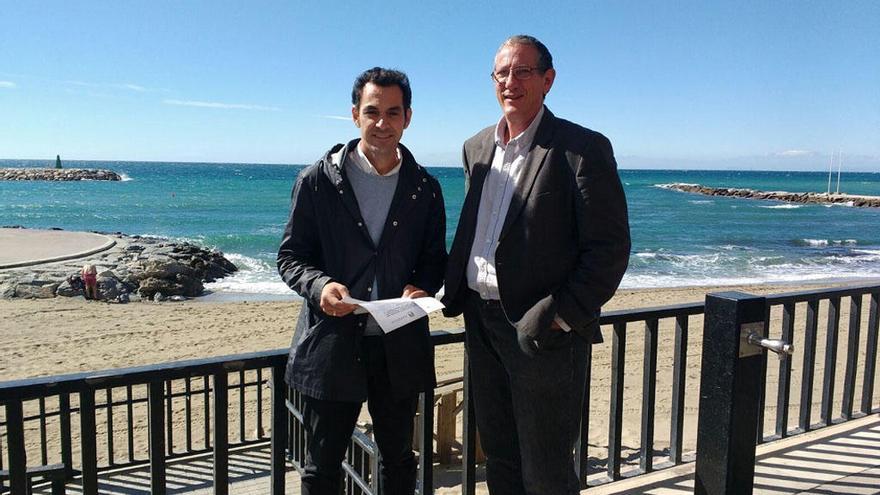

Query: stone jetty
<box><xmin>1</xmin><ymin>168</ymin><xmax>122</xmax><ymax>181</ymax></box>
<box><xmin>0</xmin><ymin>230</ymin><xmax>238</xmax><ymax>301</ymax></box>
<box><xmin>659</xmin><ymin>183</ymin><xmax>880</xmax><ymax>208</ymax></box>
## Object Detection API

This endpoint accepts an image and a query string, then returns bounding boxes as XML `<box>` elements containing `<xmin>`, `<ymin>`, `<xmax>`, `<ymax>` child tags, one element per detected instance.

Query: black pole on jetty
<box><xmin>55</xmin><ymin>154</ymin><xmax>62</xmax><ymax>169</ymax></box>
<box><xmin>694</xmin><ymin>292</ymin><xmax>777</xmax><ymax>494</ymax></box>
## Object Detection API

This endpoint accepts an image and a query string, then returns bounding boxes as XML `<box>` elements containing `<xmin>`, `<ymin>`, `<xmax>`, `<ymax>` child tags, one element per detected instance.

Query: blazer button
<box><xmin>392</xmin><ymin>220</ymin><xmax>398</xmax><ymax>226</ymax></box>
<box><xmin>411</xmin><ymin>194</ymin><xmax>417</xmax><ymax>200</ymax></box>
<box><xmin>357</xmin><ymin>221</ymin><xmax>363</xmax><ymax>227</ymax></box>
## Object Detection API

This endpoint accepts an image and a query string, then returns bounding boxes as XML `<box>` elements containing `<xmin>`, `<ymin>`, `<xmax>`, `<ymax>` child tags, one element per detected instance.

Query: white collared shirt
<box><xmin>466</xmin><ymin>106</ymin><xmax>545</xmax><ymax>299</ymax></box>
<box><xmin>350</xmin><ymin>144</ymin><xmax>402</xmax><ymax>176</ymax></box>
<box><xmin>465</xmin><ymin>107</ymin><xmax>571</xmax><ymax>331</ymax></box>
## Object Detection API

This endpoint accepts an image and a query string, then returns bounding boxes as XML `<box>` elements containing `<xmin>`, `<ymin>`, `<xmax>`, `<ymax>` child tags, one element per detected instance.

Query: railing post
<box><xmin>694</xmin><ymin>292</ymin><xmax>767</xmax><ymax>495</ymax></box>
<box><xmin>270</xmin><ymin>366</ymin><xmax>288</xmax><ymax>495</ymax></box>
<box><xmin>418</xmin><ymin>389</ymin><xmax>434</xmax><ymax>494</ymax></box>
<box><xmin>213</xmin><ymin>371</ymin><xmax>229</xmax><ymax>495</ymax></box>
<box><xmin>5</xmin><ymin>400</ymin><xmax>28</xmax><ymax>495</ymax></box>
<box><xmin>148</xmin><ymin>380</ymin><xmax>167</xmax><ymax>494</ymax></box>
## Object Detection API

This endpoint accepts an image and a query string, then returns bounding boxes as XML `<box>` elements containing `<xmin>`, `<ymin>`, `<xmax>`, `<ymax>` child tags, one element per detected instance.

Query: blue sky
<box><xmin>1</xmin><ymin>1</ymin><xmax>878</xmax><ymax>170</ymax></box>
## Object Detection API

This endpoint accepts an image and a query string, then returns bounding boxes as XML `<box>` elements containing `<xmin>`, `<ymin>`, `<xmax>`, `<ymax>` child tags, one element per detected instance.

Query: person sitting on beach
<box><xmin>277</xmin><ymin>67</ymin><xmax>446</xmax><ymax>494</ymax></box>
<box><xmin>81</xmin><ymin>264</ymin><xmax>99</xmax><ymax>300</ymax></box>
<box><xmin>442</xmin><ymin>35</ymin><xmax>631</xmax><ymax>495</ymax></box>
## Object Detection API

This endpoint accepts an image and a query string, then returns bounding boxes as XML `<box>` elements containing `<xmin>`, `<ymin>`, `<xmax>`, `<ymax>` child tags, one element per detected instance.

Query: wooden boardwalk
<box><xmin>589</xmin><ymin>414</ymin><xmax>880</xmax><ymax>495</ymax></box>
<box><xmin>30</xmin><ymin>414</ymin><xmax>880</xmax><ymax>494</ymax></box>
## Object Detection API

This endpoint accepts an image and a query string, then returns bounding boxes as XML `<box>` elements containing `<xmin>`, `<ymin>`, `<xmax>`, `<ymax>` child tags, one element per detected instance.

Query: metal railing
<box><xmin>1</xmin><ymin>282</ymin><xmax>878</xmax><ymax>493</ymax></box>
<box><xmin>0</xmin><ymin>350</ymin><xmax>287</xmax><ymax>494</ymax></box>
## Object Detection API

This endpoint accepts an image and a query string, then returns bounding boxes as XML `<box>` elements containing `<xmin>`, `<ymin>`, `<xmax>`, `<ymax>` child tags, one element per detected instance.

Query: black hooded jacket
<box><xmin>278</xmin><ymin>140</ymin><xmax>447</xmax><ymax>401</ymax></box>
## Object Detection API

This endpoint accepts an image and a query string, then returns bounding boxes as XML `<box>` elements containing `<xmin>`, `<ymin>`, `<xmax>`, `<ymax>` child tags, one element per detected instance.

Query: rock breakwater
<box><xmin>0</xmin><ymin>231</ymin><xmax>237</xmax><ymax>301</ymax></box>
<box><xmin>1</xmin><ymin>168</ymin><xmax>122</xmax><ymax>181</ymax></box>
<box><xmin>659</xmin><ymin>183</ymin><xmax>880</xmax><ymax>208</ymax></box>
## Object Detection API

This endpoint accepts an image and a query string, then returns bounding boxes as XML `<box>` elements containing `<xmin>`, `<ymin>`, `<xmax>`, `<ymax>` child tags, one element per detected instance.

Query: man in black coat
<box><xmin>278</xmin><ymin>67</ymin><xmax>446</xmax><ymax>495</ymax></box>
<box><xmin>442</xmin><ymin>36</ymin><xmax>630</xmax><ymax>495</ymax></box>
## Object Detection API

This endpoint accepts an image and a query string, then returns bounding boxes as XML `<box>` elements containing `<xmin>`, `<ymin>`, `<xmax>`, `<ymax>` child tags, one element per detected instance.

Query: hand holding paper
<box><xmin>341</xmin><ymin>295</ymin><xmax>445</xmax><ymax>333</ymax></box>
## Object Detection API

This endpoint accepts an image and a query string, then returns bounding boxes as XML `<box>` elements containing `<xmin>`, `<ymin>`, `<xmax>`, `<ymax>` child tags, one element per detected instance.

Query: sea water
<box><xmin>2</xmin><ymin>160</ymin><xmax>879</xmax><ymax>296</ymax></box>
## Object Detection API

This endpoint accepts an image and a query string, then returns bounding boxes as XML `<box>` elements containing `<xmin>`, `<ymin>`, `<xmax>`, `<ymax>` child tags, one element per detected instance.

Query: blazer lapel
<box><xmin>499</xmin><ymin>109</ymin><xmax>556</xmax><ymax>240</ymax></box>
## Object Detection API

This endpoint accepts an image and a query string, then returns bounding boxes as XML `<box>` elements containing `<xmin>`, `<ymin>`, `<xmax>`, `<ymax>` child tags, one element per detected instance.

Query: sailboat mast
<box><xmin>836</xmin><ymin>151</ymin><xmax>842</xmax><ymax>194</ymax></box>
<box><xmin>827</xmin><ymin>152</ymin><xmax>834</xmax><ymax>194</ymax></box>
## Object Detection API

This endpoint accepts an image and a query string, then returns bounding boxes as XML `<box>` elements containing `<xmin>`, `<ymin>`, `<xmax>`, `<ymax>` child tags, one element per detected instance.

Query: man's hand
<box><xmin>401</xmin><ymin>284</ymin><xmax>428</xmax><ymax>299</ymax></box>
<box><xmin>320</xmin><ymin>282</ymin><xmax>357</xmax><ymax>317</ymax></box>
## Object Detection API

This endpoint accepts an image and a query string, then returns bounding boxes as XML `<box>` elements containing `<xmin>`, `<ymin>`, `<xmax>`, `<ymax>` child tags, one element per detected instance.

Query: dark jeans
<box><xmin>464</xmin><ymin>290</ymin><xmax>588</xmax><ymax>495</ymax></box>
<box><xmin>300</xmin><ymin>337</ymin><xmax>419</xmax><ymax>495</ymax></box>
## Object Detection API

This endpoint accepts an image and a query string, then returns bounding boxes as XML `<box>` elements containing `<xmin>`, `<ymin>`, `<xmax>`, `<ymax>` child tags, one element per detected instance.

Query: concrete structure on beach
<box><xmin>660</xmin><ymin>182</ymin><xmax>880</xmax><ymax>208</ymax></box>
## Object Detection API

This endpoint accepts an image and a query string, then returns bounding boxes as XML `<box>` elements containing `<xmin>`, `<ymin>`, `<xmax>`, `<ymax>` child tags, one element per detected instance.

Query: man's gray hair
<box><xmin>500</xmin><ymin>35</ymin><xmax>554</xmax><ymax>72</ymax></box>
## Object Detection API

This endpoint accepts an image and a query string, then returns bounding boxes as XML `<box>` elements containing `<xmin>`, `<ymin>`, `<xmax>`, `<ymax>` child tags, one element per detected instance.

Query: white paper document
<box><xmin>341</xmin><ymin>296</ymin><xmax>445</xmax><ymax>334</ymax></box>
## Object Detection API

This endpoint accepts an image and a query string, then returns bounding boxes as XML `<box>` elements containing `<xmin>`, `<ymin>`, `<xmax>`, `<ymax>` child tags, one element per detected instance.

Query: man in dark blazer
<box><xmin>442</xmin><ymin>35</ymin><xmax>630</xmax><ymax>495</ymax></box>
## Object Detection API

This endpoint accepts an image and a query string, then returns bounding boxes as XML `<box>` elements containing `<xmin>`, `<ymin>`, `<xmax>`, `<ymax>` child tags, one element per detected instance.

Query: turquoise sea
<box><xmin>2</xmin><ymin>159</ymin><xmax>880</xmax><ymax>296</ymax></box>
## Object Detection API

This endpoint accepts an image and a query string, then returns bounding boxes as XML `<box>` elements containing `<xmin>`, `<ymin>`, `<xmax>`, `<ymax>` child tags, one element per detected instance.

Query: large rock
<box><xmin>138</xmin><ymin>275</ymin><xmax>204</xmax><ymax>298</ymax></box>
<box><xmin>14</xmin><ymin>281</ymin><xmax>59</xmax><ymax>299</ymax></box>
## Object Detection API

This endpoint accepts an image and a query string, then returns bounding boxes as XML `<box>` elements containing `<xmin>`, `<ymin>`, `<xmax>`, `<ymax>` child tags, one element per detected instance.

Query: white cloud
<box><xmin>774</xmin><ymin>150</ymin><xmax>815</xmax><ymax>157</ymax></box>
<box><xmin>0</xmin><ymin>81</ymin><xmax>17</xmax><ymax>88</ymax></box>
<box><xmin>163</xmin><ymin>99</ymin><xmax>281</xmax><ymax>111</ymax></box>
<box><xmin>320</xmin><ymin>115</ymin><xmax>352</xmax><ymax>121</ymax></box>
<box><xmin>123</xmin><ymin>84</ymin><xmax>147</xmax><ymax>92</ymax></box>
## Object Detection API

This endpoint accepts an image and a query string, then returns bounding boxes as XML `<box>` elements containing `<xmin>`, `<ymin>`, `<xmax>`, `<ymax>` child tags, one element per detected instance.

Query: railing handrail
<box><xmin>0</xmin><ymin>329</ymin><xmax>467</xmax><ymax>403</ymax></box>
<box><xmin>0</xmin><ymin>349</ymin><xmax>287</xmax><ymax>402</ymax></box>
<box><xmin>763</xmin><ymin>281</ymin><xmax>880</xmax><ymax>304</ymax></box>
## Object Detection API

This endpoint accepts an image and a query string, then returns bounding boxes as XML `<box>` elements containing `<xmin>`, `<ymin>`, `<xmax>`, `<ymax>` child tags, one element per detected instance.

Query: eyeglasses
<box><xmin>491</xmin><ymin>65</ymin><xmax>541</xmax><ymax>84</ymax></box>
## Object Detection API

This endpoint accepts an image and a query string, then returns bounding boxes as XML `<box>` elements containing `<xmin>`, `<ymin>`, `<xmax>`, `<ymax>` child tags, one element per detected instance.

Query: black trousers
<box><xmin>464</xmin><ymin>290</ymin><xmax>588</xmax><ymax>495</ymax></box>
<box><xmin>300</xmin><ymin>337</ymin><xmax>419</xmax><ymax>495</ymax></box>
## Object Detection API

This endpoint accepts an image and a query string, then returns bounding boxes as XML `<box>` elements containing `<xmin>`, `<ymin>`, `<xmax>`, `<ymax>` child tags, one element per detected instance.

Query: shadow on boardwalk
<box><xmin>588</xmin><ymin>414</ymin><xmax>880</xmax><ymax>495</ymax></box>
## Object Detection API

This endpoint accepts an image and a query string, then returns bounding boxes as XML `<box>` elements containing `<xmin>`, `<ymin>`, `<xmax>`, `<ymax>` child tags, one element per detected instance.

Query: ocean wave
<box><xmin>688</xmin><ymin>200</ymin><xmax>714</xmax><ymax>204</ymax></box>
<box><xmin>119</xmin><ymin>173</ymin><xmax>133</xmax><ymax>181</ymax></box>
<box><xmin>759</xmin><ymin>204</ymin><xmax>802</xmax><ymax>209</ymax></box>
<box><xmin>794</xmin><ymin>239</ymin><xmax>858</xmax><ymax>247</ymax></box>
<box><xmin>203</xmin><ymin>252</ymin><xmax>293</xmax><ymax>295</ymax></box>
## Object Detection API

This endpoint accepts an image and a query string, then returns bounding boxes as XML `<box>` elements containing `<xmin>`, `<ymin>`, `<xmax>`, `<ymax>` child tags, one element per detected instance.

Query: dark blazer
<box><xmin>442</xmin><ymin>108</ymin><xmax>630</xmax><ymax>342</ymax></box>
<box><xmin>278</xmin><ymin>140</ymin><xmax>447</xmax><ymax>402</ymax></box>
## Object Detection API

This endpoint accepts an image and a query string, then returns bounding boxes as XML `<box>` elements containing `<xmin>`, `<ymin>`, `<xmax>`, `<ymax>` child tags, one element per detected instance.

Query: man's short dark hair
<box><xmin>351</xmin><ymin>67</ymin><xmax>412</xmax><ymax>110</ymax></box>
<box><xmin>501</xmin><ymin>35</ymin><xmax>554</xmax><ymax>72</ymax></box>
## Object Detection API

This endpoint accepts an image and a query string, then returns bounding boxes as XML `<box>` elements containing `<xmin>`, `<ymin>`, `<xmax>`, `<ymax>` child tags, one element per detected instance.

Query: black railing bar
<box><xmin>0</xmin><ymin>349</ymin><xmax>290</xmax><ymax>402</ymax></box>
<box><xmin>668</xmin><ymin>314</ymin><xmax>687</xmax><ymax>465</ymax></box>
<box><xmin>764</xmin><ymin>283</ymin><xmax>880</xmax><ymax>305</ymax></box>
<box><xmin>841</xmin><ymin>295</ymin><xmax>863</xmax><ymax>420</ymax></box>
<box><xmin>599</xmin><ymin>302</ymin><xmax>705</xmax><ymax>324</ymax></box>
<box><xmin>798</xmin><ymin>300</ymin><xmax>820</xmax><ymax>432</ymax></box>
<box><xmin>775</xmin><ymin>302</ymin><xmax>795</xmax><ymax>438</ymax></box>
<box><xmin>640</xmin><ymin>318</ymin><xmax>658</xmax><ymax>473</ymax></box>
<box><xmin>239</xmin><ymin>370</ymin><xmax>246</xmax><ymax>443</ymax></box>
<box><xmin>185</xmin><ymin>377</ymin><xmax>193</xmax><ymax>452</ymax></box>
<box><xmin>256</xmin><ymin>368</ymin><xmax>264</xmax><ymax>439</ymax></box>
<box><xmin>38</xmin><ymin>396</ymin><xmax>48</xmax><ymax>465</ymax></box>
<box><xmin>106</xmin><ymin>388</ymin><xmax>115</xmax><ymax>465</ymax></box>
<box><xmin>203</xmin><ymin>376</ymin><xmax>210</xmax><ymax>451</ymax></box>
<box><xmin>820</xmin><ymin>297</ymin><xmax>841</xmax><ymax>426</ymax></box>
<box><xmin>860</xmin><ymin>293</ymin><xmax>880</xmax><ymax>414</ymax></box>
<box><xmin>126</xmin><ymin>384</ymin><xmax>135</xmax><ymax>464</ymax></box>
<box><xmin>166</xmin><ymin>380</ymin><xmax>174</xmax><ymax>457</ymax></box>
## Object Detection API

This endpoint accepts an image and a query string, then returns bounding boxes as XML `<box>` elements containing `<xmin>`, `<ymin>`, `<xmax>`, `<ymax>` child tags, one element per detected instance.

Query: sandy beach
<box><xmin>5</xmin><ymin>279</ymin><xmax>877</xmax><ymax>472</ymax></box>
